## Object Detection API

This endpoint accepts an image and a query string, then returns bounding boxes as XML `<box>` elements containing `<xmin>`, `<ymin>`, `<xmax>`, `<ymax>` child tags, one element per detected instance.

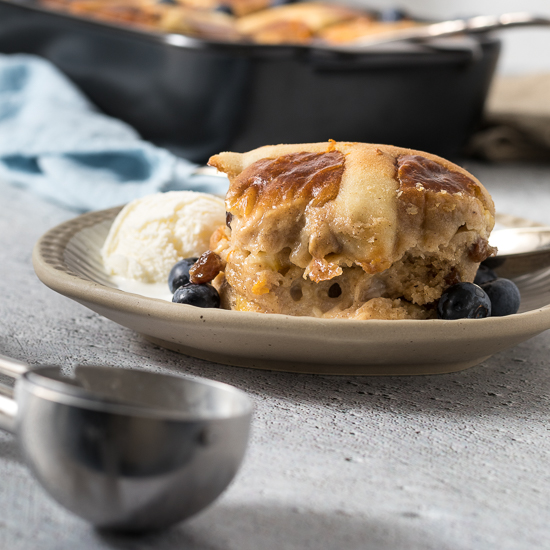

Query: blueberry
<box><xmin>474</xmin><ymin>264</ymin><xmax>497</xmax><ymax>286</ymax></box>
<box><xmin>214</xmin><ymin>4</ymin><xmax>233</xmax><ymax>15</ymax></box>
<box><xmin>437</xmin><ymin>282</ymin><xmax>491</xmax><ymax>320</ymax></box>
<box><xmin>480</xmin><ymin>278</ymin><xmax>521</xmax><ymax>317</ymax></box>
<box><xmin>379</xmin><ymin>8</ymin><xmax>408</xmax><ymax>21</ymax></box>
<box><xmin>168</xmin><ymin>258</ymin><xmax>198</xmax><ymax>293</ymax></box>
<box><xmin>172</xmin><ymin>284</ymin><xmax>220</xmax><ymax>308</ymax></box>
<box><xmin>481</xmin><ymin>256</ymin><xmax>505</xmax><ymax>270</ymax></box>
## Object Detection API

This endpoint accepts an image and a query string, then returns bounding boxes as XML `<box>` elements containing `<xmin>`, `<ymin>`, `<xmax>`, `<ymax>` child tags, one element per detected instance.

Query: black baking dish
<box><xmin>0</xmin><ymin>0</ymin><xmax>500</xmax><ymax>162</ymax></box>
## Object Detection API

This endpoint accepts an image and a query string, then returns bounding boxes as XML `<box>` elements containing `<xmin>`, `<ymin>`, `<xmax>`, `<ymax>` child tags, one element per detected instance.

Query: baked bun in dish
<box><xmin>197</xmin><ymin>141</ymin><xmax>495</xmax><ymax>320</ymax></box>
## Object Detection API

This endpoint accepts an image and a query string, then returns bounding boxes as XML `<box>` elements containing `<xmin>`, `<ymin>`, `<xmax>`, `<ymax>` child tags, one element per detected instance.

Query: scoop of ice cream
<box><xmin>101</xmin><ymin>191</ymin><xmax>225</xmax><ymax>283</ymax></box>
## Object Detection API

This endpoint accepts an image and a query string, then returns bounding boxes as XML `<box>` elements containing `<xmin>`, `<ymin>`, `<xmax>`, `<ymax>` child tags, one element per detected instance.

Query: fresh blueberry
<box><xmin>480</xmin><ymin>278</ymin><xmax>521</xmax><ymax>317</ymax></box>
<box><xmin>157</xmin><ymin>0</ymin><xmax>178</xmax><ymax>4</ymax></box>
<box><xmin>437</xmin><ymin>282</ymin><xmax>491</xmax><ymax>320</ymax></box>
<box><xmin>168</xmin><ymin>258</ymin><xmax>198</xmax><ymax>293</ymax></box>
<box><xmin>172</xmin><ymin>284</ymin><xmax>220</xmax><ymax>308</ymax></box>
<box><xmin>481</xmin><ymin>256</ymin><xmax>505</xmax><ymax>271</ymax></box>
<box><xmin>214</xmin><ymin>4</ymin><xmax>233</xmax><ymax>15</ymax></box>
<box><xmin>379</xmin><ymin>8</ymin><xmax>408</xmax><ymax>21</ymax></box>
<box><xmin>474</xmin><ymin>264</ymin><xmax>497</xmax><ymax>286</ymax></box>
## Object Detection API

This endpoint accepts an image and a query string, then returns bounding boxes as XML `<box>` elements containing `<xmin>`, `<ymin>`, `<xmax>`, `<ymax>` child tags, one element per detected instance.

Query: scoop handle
<box><xmin>0</xmin><ymin>392</ymin><xmax>17</xmax><ymax>433</ymax></box>
<box><xmin>0</xmin><ymin>354</ymin><xmax>28</xmax><ymax>378</ymax></box>
<box><xmin>0</xmin><ymin>355</ymin><xmax>28</xmax><ymax>433</ymax></box>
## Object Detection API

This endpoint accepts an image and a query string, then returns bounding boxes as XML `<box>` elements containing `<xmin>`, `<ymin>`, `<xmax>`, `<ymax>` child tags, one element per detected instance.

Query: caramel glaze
<box><xmin>397</xmin><ymin>154</ymin><xmax>495</xmax><ymax>263</ymax></box>
<box><xmin>189</xmin><ymin>250</ymin><xmax>224</xmax><ymax>284</ymax></box>
<box><xmin>226</xmin><ymin>151</ymin><xmax>345</xmax><ymax>216</ymax></box>
<box><xmin>397</xmin><ymin>155</ymin><xmax>479</xmax><ymax>196</ymax></box>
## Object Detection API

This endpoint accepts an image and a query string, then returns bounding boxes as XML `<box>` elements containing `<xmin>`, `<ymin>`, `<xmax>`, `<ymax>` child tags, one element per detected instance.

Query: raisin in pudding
<box><xmin>192</xmin><ymin>141</ymin><xmax>495</xmax><ymax>320</ymax></box>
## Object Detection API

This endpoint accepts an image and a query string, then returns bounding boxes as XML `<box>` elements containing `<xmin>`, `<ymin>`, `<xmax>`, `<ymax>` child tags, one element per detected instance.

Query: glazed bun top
<box><xmin>209</xmin><ymin>141</ymin><xmax>495</xmax><ymax>283</ymax></box>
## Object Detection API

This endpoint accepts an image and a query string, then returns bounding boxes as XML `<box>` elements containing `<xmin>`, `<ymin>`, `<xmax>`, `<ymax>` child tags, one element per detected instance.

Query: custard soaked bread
<box><xmin>196</xmin><ymin>141</ymin><xmax>495</xmax><ymax>320</ymax></box>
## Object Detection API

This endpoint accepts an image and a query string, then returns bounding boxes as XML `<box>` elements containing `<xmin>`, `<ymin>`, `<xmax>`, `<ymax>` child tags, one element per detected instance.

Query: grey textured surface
<box><xmin>1</xmin><ymin>165</ymin><xmax>550</xmax><ymax>549</ymax></box>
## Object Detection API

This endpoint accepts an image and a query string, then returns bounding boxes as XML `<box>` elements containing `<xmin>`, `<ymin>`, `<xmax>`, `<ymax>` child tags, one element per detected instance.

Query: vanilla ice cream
<box><xmin>101</xmin><ymin>191</ymin><xmax>226</xmax><ymax>284</ymax></box>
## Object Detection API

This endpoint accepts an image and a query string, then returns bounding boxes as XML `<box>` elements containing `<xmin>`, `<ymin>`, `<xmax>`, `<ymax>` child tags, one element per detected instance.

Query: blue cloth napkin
<box><xmin>0</xmin><ymin>54</ymin><xmax>228</xmax><ymax>211</ymax></box>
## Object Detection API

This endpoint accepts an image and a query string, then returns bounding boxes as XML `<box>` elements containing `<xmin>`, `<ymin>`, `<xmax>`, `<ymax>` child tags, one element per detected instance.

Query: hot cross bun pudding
<box><xmin>190</xmin><ymin>141</ymin><xmax>495</xmax><ymax>320</ymax></box>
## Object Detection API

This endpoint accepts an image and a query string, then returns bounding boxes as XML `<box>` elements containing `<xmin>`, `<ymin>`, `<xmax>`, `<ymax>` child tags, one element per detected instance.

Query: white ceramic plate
<box><xmin>33</xmin><ymin>208</ymin><xmax>550</xmax><ymax>375</ymax></box>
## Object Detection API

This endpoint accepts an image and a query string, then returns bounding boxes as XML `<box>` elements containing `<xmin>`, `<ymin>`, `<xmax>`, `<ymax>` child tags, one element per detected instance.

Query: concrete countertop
<box><xmin>1</xmin><ymin>163</ymin><xmax>550</xmax><ymax>550</ymax></box>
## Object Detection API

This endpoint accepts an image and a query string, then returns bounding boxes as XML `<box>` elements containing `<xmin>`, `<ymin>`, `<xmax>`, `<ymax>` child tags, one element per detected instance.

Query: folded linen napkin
<box><xmin>467</xmin><ymin>73</ymin><xmax>550</xmax><ymax>162</ymax></box>
<box><xmin>0</xmin><ymin>54</ymin><xmax>228</xmax><ymax>211</ymax></box>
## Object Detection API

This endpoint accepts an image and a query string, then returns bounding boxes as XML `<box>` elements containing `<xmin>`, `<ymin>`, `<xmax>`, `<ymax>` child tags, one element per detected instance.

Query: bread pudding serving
<box><xmin>190</xmin><ymin>141</ymin><xmax>495</xmax><ymax>320</ymax></box>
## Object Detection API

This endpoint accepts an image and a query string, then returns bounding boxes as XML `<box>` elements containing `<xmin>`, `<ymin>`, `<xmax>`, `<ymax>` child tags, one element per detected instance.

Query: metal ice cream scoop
<box><xmin>0</xmin><ymin>355</ymin><xmax>252</xmax><ymax>532</ymax></box>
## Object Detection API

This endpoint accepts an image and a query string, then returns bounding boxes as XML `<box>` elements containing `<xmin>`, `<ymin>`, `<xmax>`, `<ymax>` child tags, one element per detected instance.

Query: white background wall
<box><xmin>354</xmin><ymin>0</ymin><xmax>550</xmax><ymax>74</ymax></box>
